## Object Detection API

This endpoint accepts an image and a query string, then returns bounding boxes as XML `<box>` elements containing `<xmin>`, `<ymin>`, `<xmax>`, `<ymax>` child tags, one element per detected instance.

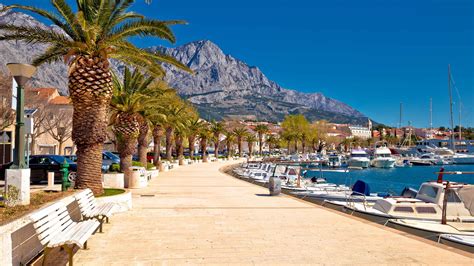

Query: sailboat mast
<box><xmin>399</xmin><ymin>102</ymin><xmax>402</xmax><ymax>129</ymax></box>
<box><xmin>459</xmin><ymin>104</ymin><xmax>462</xmax><ymax>140</ymax></box>
<box><xmin>429</xmin><ymin>98</ymin><xmax>433</xmax><ymax>139</ymax></box>
<box><xmin>448</xmin><ymin>64</ymin><xmax>455</xmax><ymax>150</ymax></box>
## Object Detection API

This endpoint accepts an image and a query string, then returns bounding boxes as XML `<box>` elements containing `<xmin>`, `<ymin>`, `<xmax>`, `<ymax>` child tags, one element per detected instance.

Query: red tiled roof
<box><xmin>49</xmin><ymin>96</ymin><xmax>71</xmax><ymax>105</ymax></box>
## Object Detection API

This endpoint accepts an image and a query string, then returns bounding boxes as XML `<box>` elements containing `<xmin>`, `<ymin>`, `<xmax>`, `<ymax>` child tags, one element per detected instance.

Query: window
<box><xmin>446</xmin><ymin>190</ymin><xmax>462</xmax><ymax>203</ymax></box>
<box><xmin>415</xmin><ymin>207</ymin><xmax>437</xmax><ymax>214</ymax></box>
<box><xmin>394</xmin><ymin>207</ymin><xmax>414</xmax><ymax>213</ymax></box>
<box><xmin>418</xmin><ymin>186</ymin><xmax>439</xmax><ymax>199</ymax></box>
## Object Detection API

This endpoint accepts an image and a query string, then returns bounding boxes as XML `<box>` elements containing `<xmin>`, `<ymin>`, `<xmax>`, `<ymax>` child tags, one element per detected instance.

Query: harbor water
<box><xmin>306</xmin><ymin>165</ymin><xmax>474</xmax><ymax>194</ymax></box>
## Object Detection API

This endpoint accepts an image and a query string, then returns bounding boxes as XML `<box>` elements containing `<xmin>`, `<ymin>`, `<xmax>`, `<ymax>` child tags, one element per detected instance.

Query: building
<box><xmin>26</xmin><ymin>88</ymin><xmax>74</xmax><ymax>155</ymax></box>
<box><xmin>348</xmin><ymin>125</ymin><xmax>371</xmax><ymax>139</ymax></box>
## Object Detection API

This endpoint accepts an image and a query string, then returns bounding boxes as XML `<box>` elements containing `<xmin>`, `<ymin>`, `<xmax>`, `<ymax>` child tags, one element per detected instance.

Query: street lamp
<box><xmin>7</xmin><ymin>63</ymin><xmax>36</xmax><ymax>169</ymax></box>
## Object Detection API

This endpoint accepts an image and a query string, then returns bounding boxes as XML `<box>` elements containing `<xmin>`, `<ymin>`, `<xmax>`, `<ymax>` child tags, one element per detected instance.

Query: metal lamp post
<box><xmin>7</xmin><ymin>63</ymin><xmax>36</xmax><ymax>169</ymax></box>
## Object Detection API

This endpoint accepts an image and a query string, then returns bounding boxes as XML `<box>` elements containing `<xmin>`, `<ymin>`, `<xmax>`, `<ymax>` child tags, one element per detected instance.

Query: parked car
<box><xmin>65</xmin><ymin>153</ymin><xmax>113</xmax><ymax>173</ymax></box>
<box><xmin>28</xmin><ymin>155</ymin><xmax>77</xmax><ymax>184</ymax></box>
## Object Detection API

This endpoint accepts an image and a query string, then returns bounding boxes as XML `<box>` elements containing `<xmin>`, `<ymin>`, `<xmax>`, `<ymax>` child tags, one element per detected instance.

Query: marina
<box><xmin>231</xmin><ymin>157</ymin><xmax>474</xmax><ymax>254</ymax></box>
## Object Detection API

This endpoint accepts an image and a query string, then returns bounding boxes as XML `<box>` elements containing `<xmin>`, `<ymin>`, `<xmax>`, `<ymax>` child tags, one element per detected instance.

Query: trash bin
<box><xmin>128</xmin><ymin>166</ymin><xmax>147</xmax><ymax>188</ymax></box>
<box><xmin>268</xmin><ymin>176</ymin><xmax>281</xmax><ymax>196</ymax></box>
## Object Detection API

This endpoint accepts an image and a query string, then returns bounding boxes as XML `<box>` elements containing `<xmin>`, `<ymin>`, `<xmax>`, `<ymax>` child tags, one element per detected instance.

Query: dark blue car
<box><xmin>28</xmin><ymin>155</ymin><xmax>77</xmax><ymax>184</ymax></box>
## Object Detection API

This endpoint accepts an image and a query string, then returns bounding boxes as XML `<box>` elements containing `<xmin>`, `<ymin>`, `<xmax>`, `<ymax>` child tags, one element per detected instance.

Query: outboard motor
<box><xmin>352</xmin><ymin>180</ymin><xmax>370</xmax><ymax>196</ymax></box>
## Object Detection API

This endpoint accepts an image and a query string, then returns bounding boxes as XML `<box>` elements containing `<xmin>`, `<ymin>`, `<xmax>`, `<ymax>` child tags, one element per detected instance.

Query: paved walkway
<box><xmin>74</xmin><ymin>161</ymin><xmax>472</xmax><ymax>265</ymax></box>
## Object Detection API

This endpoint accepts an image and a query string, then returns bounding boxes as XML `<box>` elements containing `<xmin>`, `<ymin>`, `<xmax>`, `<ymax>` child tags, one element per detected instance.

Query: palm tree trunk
<box><xmin>176</xmin><ymin>135</ymin><xmax>184</xmax><ymax>165</ymax></box>
<box><xmin>152</xmin><ymin>125</ymin><xmax>163</xmax><ymax>170</ymax></box>
<box><xmin>214</xmin><ymin>140</ymin><xmax>219</xmax><ymax>159</ymax></box>
<box><xmin>302</xmin><ymin>138</ymin><xmax>306</xmax><ymax>154</ymax></box>
<box><xmin>238</xmin><ymin>137</ymin><xmax>243</xmax><ymax>157</ymax></box>
<box><xmin>138</xmin><ymin>122</ymin><xmax>149</xmax><ymax>168</ymax></box>
<box><xmin>294</xmin><ymin>139</ymin><xmax>298</xmax><ymax>153</ymax></box>
<box><xmin>258</xmin><ymin>134</ymin><xmax>263</xmax><ymax>156</ymax></box>
<box><xmin>201</xmin><ymin>138</ymin><xmax>208</xmax><ymax>162</ymax></box>
<box><xmin>188</xmin><ymin>135</ymin><xmax>195</xmax><ymax>161</ymax></box>
<box><xmin>165</xmin><ymin>127</ymin><xmax>173</xmax><ymax>162</ymax></box>
<box><xmin>226</xmin><ymin>140</ymin><xmax>232</xmax><ymax>159</ymax></box>
<box><xmin>249</xmin><ymin>142</ymin><xmax>253</xmax><ymax>157</ymax></box>
<box><xmin>117</xmin><ymin>135</ymin><xmax>136</xmax><ymax>184</ymax></box>
<box><xmin>70</xmin><ymin>55</ymin><xmax>113</xmax><ymax>195</ymax></box>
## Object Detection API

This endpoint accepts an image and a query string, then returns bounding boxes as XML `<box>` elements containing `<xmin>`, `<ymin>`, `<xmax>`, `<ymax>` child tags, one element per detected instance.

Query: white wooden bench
<box><xmin>74</xmin><ymin>189</ymin><xmax>116</xmax><ymax>233</ymax></box>
<box><xmin>29</xmin><ymin>201</ymin><xmax>99</xmax><ymax>265</ymax></box>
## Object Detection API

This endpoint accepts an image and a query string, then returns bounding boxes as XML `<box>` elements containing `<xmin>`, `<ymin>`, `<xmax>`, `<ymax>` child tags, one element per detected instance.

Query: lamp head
<box><xmin>7</xmin><ymin>63</ymin><xmax>36</xmax><ymax>86</ymax></box>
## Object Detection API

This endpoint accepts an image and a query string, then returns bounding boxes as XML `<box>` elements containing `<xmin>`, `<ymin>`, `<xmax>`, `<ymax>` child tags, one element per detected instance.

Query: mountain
<box><xmin>0</xmin><ymin>4</ymin><xmax>370</xmax><ymax>124</ymax></box>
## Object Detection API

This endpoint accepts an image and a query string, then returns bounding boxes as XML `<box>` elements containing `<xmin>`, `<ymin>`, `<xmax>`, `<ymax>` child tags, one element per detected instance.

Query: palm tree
<box><xmin>245</xmin><ymin>133</ymin><xmax>257</xmax><ymax>158</ymax></box>
<box><xmin>137</xmin><ymin>118</ymin><xmax>150</xmax><ymax>167</ymax></box>
<box><xmin>209</xmin><ymin>120</ymin><xmax>224</xmax><ymax>159</ymax></box>
<box><xmin>186</xmin><ymin>118</ymin><xmax>203</xmax><ymax>161</ymax></box>
<box><xmin>151</xmin><ymin>123</ymin><xmax>164</xmax><ymax>169</ymax></box>
<box><xmin>266</xmin><ymin>134</ymin><xmax>279</xmax><ymax>154</ymax></box>
<box><xmin>223</xmin><ymin>130</ymin><xmax>235</xmax><ymax>159</ymax></box>
<box><xmin>174</xmin><ymin>126</ymin><xmax>186</xmax><ymax>165</ymax></box>
<box><xmin>254</xmin><ymin>124</ymin><xmax>269</xmax><ymax>156</ymax></box>
<box><xmin>233</xmin><ymin>127</ymin><xmax>248</xmax><ymax>157</ymax></box>
<box><xmin>199</xmin><ymin>124</ymin><xmax>211</xmax><ymax>162</ymax></box>
<box><xmin>110</xmin><ymin>67</ymin><xmax>157</xmax><ymax>179</ymax></box>
<box><xmin>0</xmin><ymin>1</ymin><xmax>190</xmax><ymax>194</ymax></box>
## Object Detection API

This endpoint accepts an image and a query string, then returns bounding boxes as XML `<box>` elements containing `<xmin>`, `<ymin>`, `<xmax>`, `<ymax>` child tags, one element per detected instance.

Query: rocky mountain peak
<box><xmin>0</xmin><ymin>5</ymin><xmax>370</xmax><ymax>124</ymax></box>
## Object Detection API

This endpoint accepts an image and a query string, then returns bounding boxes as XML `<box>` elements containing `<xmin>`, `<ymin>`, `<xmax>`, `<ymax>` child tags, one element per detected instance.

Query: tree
<box><xmin>254</xmin><ymin>124</ymin><xmax>269</xmax><ymax>156</ymax></box>
<box><xmin>245</xmin><ymin>133</ymin><xmax>257</xmax><ymax>158</ymax></box>
<box><xmin>186</xmin><ymin>118</ymin><xmax>203</xmax><ymax>161</ymax></box>
<box><xmin>199</xmin><ymin>124</ymin><xmax>211</xmax><ymax>162</ymax></box>
<box><xmin>223</xmin><ymin>130</ymin><xmax>235</xmax><ymax>159</ymax></box>
<box><xmin>43</xmin><ymin>108</ymin><xmax>73</xmax><ymax>155</ymax></box>
<box><xmin>0</xmin><ymin>73</ymin><xmax>14</xmax><ymax>131</ymax></box>
<box><xmin>110</xmin><ymin>67</ymin><xmax>158</xmax><ymax>176</ymax></box>
<box><xmin>233</xmin><ymin>127</ymin><xmax>248</xmax><ymax>157</ymax></box>
<box><xmin>281</xmin><ymin>114</ymin><xmax>309</xmax><ymax>154</ymax></box>
<box><xmin>1</xmin><ymin>1</ymin><xmax>191</xmax><ymax>195</ymax></box>
<box><xmin>266</xmin><ymin>134</ymin><xmax>279</xmax><ymax>154</ymax></box>
<box><xmin>209</xmin><ymin>120</ymin><xmax>224</xmax><ymax>159</ymax></box>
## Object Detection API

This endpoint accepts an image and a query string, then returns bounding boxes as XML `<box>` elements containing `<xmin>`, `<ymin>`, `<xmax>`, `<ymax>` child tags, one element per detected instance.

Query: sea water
<box><xmin>305</xmin><ymin>165</ymin><xmax>474</xmax><ymax>194</ymax></box>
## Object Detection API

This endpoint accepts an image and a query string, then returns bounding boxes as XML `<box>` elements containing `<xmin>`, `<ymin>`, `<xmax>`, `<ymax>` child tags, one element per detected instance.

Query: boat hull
<box><xmin>371</xmin><ymin>159</ymin><xmax>396</xmax><ymax>168</ymax></box>
<box><xmin>348</xmin><ymin>159</ymin><xmax>370</xmax><ymax>168</ymax></box>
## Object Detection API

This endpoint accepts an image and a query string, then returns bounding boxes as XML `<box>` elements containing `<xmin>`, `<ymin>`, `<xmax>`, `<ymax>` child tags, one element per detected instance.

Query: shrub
<box><xmin>146</xmin><ymin>162</ymin><xmax>155</xmax><ymax>170</ymax></box>
<box><xmin>132</xmin><ymin>161</ymin><xmax>142</xmax><ymax>167</ymax></box>
<box><xmin>109</xmin><ymin>163</ymin><xmax>121</xmax><ymax>172</ymax></box>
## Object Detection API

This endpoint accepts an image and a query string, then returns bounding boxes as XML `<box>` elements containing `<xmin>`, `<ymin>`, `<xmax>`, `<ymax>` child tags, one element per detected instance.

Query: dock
<box><xmin>71</xmin><ymin>161</ymin><xmax>472</xmax><ymax>264</ymax></box>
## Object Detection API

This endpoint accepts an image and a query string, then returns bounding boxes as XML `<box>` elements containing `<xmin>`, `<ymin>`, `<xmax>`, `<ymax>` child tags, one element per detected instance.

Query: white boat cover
<box><xmin>458</xmin><ymin>185</ymin><xmax>474</xmax><ymax>216</ymax></box>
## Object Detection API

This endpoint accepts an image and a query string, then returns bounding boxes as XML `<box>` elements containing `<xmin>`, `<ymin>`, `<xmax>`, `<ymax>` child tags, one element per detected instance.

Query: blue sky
<box><xmin>3</xmin><ymin>0</ymin><xmax>473</xmax><ymax>127</ymax></box>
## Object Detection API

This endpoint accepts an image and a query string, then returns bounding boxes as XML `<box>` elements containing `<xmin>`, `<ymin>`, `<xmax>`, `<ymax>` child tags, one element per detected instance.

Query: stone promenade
<box><xmin>73</xmin><ymin>160</ymin><xmax>472</xmax><ymax>265</ymax></box>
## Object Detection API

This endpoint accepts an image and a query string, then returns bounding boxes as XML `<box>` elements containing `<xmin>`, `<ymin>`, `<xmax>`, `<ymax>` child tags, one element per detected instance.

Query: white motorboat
<box><xmin>451</xmin><ymin>153</ymin><xmax>474</xmax><ymax>164</ymax></box>
<box><xmin>387</xmin><ymin>219</ymin><xmax>474</xmax><ymax>253</ymax></box>
<box><xmin>327</xmin><ymin>180</ymin><xmax>474</xmax><ymax>224</ymax></box>
<box><xmin>292</xmin><ymin>180</ymin><xmax>384</xmax><ymax>206</ymax></box>
<box><xmin>347</xmin><ymin>149</ymin><xmax>370</xmax><ymax>168</ymax></box>
<box><xmin>371</xmin><ymin>146</ymin><xmax>396</xmax><ymax>168</ymax></box>
<box><xmin>327</xmin><ymin>153</ymin><xmax>342</xmax><ymax>168</ymax></box>
<box><xmin>439</xmin><ymin>234</ymin><xmax>474</xmax><ymax>253</ymax></box>
<box><xmin>410</xmin><ymin>153</ymin><xmax>451</xmax><ymax>166</ymax></box>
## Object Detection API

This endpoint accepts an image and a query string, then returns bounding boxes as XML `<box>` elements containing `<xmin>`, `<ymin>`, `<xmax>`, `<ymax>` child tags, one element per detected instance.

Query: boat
<box><xmin>371</xmin><ymin>146</ymin><xmax>396</xmax><ymax>168</ymax></box>
<box><xmin>347</xmin><ymin>149</ymin><xmax>370</xmax><ymax>168</ymax></box>
<box><xmin>410</xmin><ymin>153</ymin><xmax>450</xmax><ymax>166</ymax></box>
<box><xmin>439</xmin><ymin>234</ymin><xmax>474</xmax><ymax>253</ymax></box>
<box><xmin>387</xmin><ymin>220</ymin><xmax>474</xmax><ymax>253</ymax></box>
<box><xmin>326</xmin><ymin>153</ymin><xmax>342</xmax><ymax>168</ymax></box>
<box><xmin>326</xmin><ymin>171</ymin><xmax>474</xmax><ymax>224</ymax></box>
<box><xmin>292</xmin><ymin>180</ymin><xmax>386</xmax><ymax>207</ymax></box>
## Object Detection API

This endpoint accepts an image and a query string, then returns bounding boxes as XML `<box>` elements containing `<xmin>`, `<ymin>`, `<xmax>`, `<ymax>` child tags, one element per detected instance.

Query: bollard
<box><xmin>268</xmin><ymin>176</ymin><xmax>281</xmax><ymax>196</ymax></box>
<box><xmin>60</xmin><ymin>159</ymin><xmax>71</xmax><ymax>191</ymax></box>
<box><xmin>47</xmin><ymin>172</ymin><xmax>55</xmax><ymax>188</ymax></box>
